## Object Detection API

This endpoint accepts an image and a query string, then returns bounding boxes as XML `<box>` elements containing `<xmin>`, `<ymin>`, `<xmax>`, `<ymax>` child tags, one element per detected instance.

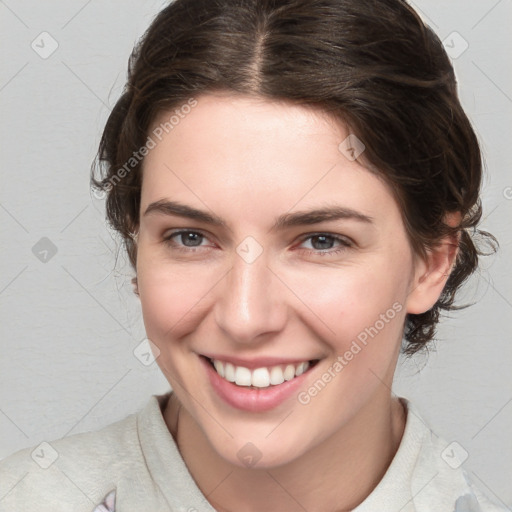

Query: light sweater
<box><xmin>0</xmin><ymin>392</ymin><xmax>507</xmax><ymax>511</ymax></box>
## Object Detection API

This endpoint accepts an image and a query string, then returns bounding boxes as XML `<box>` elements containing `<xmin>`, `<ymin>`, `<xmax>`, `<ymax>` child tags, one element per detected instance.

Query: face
<box><xmin>136</xmin><ymin>93</ymin><xmax>419</xmax><ymax>468</ymax></box>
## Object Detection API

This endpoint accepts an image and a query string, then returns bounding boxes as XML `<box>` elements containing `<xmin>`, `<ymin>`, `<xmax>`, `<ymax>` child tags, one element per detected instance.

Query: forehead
<box><xmin>141</xmin><ymin>93</ymin><xmax>400</xmax><ymax>229</ymax></box>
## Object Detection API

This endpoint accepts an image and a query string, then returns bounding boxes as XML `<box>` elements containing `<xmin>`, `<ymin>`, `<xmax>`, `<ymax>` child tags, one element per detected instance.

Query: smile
<box><xmin>199</xmin><ymin>353</ymin><xmax>322</xmax><ymax>412</ymax></box>
<box><xmin>207</xmin><ymin>357</ymin><xmax>317</xmax><ymax>388</ymax></box>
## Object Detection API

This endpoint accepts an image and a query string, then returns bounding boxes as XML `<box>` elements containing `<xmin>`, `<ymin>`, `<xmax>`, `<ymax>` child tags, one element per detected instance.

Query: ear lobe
<box><xmin>406</xmin><ymin>230</ymin><xmax>460</xmax><ymax>315</ymax></box>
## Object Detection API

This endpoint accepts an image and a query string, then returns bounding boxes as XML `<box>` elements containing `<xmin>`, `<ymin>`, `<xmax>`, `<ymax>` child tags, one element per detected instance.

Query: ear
<box><xmin>131</xmin><ymin>276</ymin><xmax>139</xmax><ymax>297</ymax></box>
<box><xmin>129</xmin><ymin>228</ymin><xmax>140</xmax><ymax>297</ymax></box>
<box><xmin>406</xmin><ymin>213</ymin><xmax>460</xmax><ymax>315</ymax></box>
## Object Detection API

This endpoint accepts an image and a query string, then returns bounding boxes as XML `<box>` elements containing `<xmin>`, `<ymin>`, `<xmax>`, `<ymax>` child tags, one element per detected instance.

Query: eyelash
<box><xmin>162</xmin><ymin>229</ymin><xmax>352</xmax><ymax>256</ymax></box>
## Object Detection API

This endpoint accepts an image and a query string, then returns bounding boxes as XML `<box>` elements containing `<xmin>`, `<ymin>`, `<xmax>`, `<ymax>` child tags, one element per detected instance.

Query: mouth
<box><xmin>201</xmin><ymin>355</ymin><xmax>321</xmax><ymax>389</ymax></box>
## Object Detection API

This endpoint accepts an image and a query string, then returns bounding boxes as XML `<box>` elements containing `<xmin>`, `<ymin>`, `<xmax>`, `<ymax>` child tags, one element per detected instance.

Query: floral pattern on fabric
<box><xmin>92</xmin><ymin>489</ymin><xmax>116</xmax><ymax>512</ymax></box>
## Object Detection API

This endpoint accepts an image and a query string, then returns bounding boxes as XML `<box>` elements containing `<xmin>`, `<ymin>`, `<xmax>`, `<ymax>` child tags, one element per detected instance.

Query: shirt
<box><xmin>0</xmin><ymin>392</ymin><xmax>507</xmax><ymax>511</ymax></box>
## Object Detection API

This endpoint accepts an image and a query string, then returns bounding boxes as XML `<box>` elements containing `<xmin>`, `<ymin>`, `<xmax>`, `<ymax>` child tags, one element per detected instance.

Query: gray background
<box><xmin>0</xmin><ymin>0</ymin><xmax>511</xmax><ymax>508</ymax></box>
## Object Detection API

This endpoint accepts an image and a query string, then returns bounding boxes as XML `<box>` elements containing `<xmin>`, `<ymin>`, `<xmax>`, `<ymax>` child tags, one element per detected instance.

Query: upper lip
<box><xmin>200</xmin><ymin>352</ymin><xmax>320</xmax><ymax>370</ymax></box>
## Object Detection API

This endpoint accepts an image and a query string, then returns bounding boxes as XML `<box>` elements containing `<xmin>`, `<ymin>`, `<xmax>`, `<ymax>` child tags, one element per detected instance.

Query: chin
<box><xmin>221</xmin><ymin>441</ymin><xmax>302</xmax><ymax>470</ymax></box>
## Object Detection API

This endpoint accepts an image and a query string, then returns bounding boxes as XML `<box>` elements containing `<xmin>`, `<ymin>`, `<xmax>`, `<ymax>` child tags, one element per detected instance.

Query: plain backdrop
<box><xmin>1</xmin><ymin>0</ymin><xmax>511</xmax><ymax>508</ymax></box>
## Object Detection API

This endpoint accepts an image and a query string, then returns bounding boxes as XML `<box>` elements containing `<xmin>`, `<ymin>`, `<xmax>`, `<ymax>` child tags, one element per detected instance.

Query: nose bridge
<box><xmin>214</xmin><ymin>244</ymin><xmax>286</xmax><ymax>343</ymax></box>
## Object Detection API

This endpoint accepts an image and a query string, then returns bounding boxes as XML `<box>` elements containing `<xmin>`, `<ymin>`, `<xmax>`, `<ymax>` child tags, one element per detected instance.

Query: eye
<box><xmin>162</xmin><ymin>230</ymin><xmax>212</xmax><ymax>252</ymax></box>
<box><xmin>297</xmin><ymin>233</ymin><xmax>352</xmax><ymax>256</ymax></box>
<box><xmin>162</xmin><ymin>230</ymin><xmax>353</xmax><ymax>257</ymax></box>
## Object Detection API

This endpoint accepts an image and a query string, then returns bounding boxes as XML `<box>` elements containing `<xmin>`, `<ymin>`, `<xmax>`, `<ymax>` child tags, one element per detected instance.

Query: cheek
<box><xmin>137</xmin><ymin>251</ymin><xmax>221</xmax><ymax>341</ymax></box>
<box><xmin>286</xmin><ymin>257</ymin><xmax>409</xmax><ymax>363</ymax></box>
<box><xmin>288</xmin><ymin>264</ymin><xmax>408</xmax><ymax>420</ymax></box>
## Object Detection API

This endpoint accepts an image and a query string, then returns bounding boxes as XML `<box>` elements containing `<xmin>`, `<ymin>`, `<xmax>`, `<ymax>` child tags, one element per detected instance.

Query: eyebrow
<box><xmin>143</xmin><ymin>199</ymin><xmax>373</xmax><ymax>231</ymax></box>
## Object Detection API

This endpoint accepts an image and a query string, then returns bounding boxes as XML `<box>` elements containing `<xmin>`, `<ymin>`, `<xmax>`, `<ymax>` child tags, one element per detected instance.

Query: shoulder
<box><xmin>404</xmin><ymin>400</ymin><xmax>508</xmax><ymax>512</ymax></box>
<box><xmin>0</xmin><ymin>410</ymin><xmax>140</xmax><ymax>511</ymax></box>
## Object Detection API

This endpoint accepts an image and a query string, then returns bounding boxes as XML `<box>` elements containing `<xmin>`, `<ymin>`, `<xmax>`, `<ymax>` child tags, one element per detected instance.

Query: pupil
<box><xmin>183</xmin><ymin>232</ymin><xmax>202</xmax><ymax>247</ymax></box>
<box><xmin>313</xmin><ymin>235</ymin><xmax>333</xmax><ymax>250</ymax></box>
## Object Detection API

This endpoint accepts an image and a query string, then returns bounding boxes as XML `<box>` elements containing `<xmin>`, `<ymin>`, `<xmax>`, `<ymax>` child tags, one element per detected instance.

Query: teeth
<box><xmin>295</xmin><ymin>362</ymin><xmax>307</xmax><ymax>376</ymax></box>
<box><xmin>225</xmin><ymin>362</ymin><xmax>236</xmax><ymax>383</ymax></box>
<box><xmin>252</xmin><ymin>368</ymin><xmax>270</xmax><ymax>388</ymax></box>
<box><xmin>210</xmin><ymin>358</ymin><xmax>311</xmax><ymax>388</ymax></box>
<box><xmin>283</xmin><ymin>364</ymin><xmax>295</xmax><ymax>381</ymax></box>
<box><xmin>235</xmin><ymin>366</ymin><xmax>252</xmax><ymax>386</ymax></box>
<box><xmin>213</xmin><ymin>359</ymin><xmax>225</xmax><ymax>378</ymax></box>
<box><xmin>269</xmin><ymin>366</ymin><xmax>284</xmax><ymax>385</ymax></box>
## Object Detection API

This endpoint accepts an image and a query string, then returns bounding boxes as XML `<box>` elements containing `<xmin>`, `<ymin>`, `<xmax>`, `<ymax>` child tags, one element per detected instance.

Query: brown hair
<box><xmin>91</xmin><ymin>0</ymin><xmax>496</xmax><ymax>355</ymax></box>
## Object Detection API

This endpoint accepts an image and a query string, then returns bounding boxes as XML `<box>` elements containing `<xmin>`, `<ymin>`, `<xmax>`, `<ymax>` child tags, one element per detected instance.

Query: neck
<box><xmin>165</xmin><ymin>390</ymin><xmax>406</xmax><ymax>512</ymax></box>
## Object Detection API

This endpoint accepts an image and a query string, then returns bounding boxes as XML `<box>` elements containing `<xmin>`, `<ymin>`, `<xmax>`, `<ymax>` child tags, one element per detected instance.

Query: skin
<box><xmin>134</xmin><ymin>93</ymin><xmax>458</xmax><ymax>511</ymax></box>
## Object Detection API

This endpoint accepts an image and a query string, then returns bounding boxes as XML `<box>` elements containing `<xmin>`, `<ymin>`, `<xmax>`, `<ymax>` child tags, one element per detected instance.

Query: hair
<box><xmin>91</xmin><ymin>0</ymin><xmax>497</xmax><ymax>356</ymax></box>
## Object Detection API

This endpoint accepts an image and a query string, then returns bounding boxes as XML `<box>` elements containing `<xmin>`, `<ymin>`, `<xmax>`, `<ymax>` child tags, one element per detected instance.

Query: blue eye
<box><xmin>163</xmin><ymin>230</ymin><xmax>209</xmax><ymax>251</ymax></box>
<box><xmin>298</xmin><ymin>233</ymin><xmax>352</xmax><ymax>256</ymax></box>
<box><xmin>162</xmin><ymin>230</ymin><xmax>352</xmax><ymax>256</ymax></box>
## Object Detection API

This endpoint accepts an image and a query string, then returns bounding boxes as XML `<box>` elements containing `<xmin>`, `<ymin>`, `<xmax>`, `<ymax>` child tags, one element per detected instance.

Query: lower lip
<box><xmin>200</xmin><ymin>356</ymin><xmax>317</xmax><ymax>413</ymax></box>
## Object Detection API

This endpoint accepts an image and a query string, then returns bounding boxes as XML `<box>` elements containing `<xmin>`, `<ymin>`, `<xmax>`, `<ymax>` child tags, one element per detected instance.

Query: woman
<box><xmin>0</xmin><ymin>0</ymin><xmax>506</xmax><ymax>510</ymax></box>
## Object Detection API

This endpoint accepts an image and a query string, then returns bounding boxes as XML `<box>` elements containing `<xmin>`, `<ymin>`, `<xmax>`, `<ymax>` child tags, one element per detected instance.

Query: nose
<box><xmin>214</xmin><ymin>248</ymin><xmax>288</xmax><ymax>345</ymax></box>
